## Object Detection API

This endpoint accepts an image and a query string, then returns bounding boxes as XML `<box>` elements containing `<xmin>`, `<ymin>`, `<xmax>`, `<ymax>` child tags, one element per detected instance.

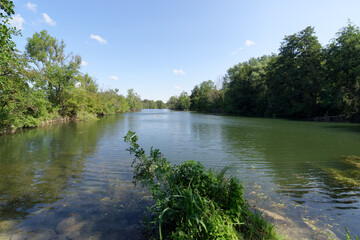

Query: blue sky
<box><xmin>10</xmin><ymin>0</ymin><xmax>360</xmax><ymax>102</ymax></box>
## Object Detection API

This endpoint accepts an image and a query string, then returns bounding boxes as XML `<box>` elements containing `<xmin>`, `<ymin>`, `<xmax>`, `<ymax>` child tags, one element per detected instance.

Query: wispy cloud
<box><xmin>108</xmin><ymin>75</ymin><xmax>118</xmax><ymax>81</ymax></box>
<box><xmin>9</xmin><ymin>14</ymin><xmax>25</xmax><ymax>30</ymax></box>
<box><xmin>231</xmin><ymin>47</ymin><xmax>243</xmax><ymax>56</ymax></box>
<box><xmin>173</xmin><ymin>69</ymin><xmax>186</xmax><ymax>75</ymax></box>
<box><xmin>90</xmin><ymin>34</ymin><xmax>107</xmax><ymax>44</ymax></box>
<box><xmin>42</xmin><ymin>13</ymin><xmax>56</xmax><ymax>26</ymax></box>
<box><xmin>81</xmin><ymin>61</ymin><xmax>88</xmax><ymax>67</ymax></box>
<box><xmin>174</xmin><ymin>86</ymin><xmax>182</xmax><ymax>90</ymax></box>
<box><xmin>245</xmin><ymin>40</ymin><xmax>255</xmax><ymax>47</ymax></box>
<box><xmin>26</xmin><ymin>2</ymin><xmax>37</xmax><ymax>12</ymax></box>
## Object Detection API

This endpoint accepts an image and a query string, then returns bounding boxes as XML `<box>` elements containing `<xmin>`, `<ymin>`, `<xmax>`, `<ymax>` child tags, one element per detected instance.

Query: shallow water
<box><xmin>0</xmin><ymin>109</ymin><xmax>359</xmax><ymax>239</ymax></box>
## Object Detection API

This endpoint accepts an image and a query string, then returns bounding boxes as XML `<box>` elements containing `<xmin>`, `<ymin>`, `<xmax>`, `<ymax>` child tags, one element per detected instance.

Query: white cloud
<box><xmin>90</xmin><ymin>34</ymin><xmax>107</xmax><ymax>44</ymax></box>
<box><xmin>42</xmin><ymin>13</ymin><xmax>56</xmax><ymax>26</ymax></box>
<box><xmin>81</xmin><ymin>61</ymin><xmax>88</xmax><ymax>67</ymax></box>
<box><xmin>174</xmin><ymin>86</ymin><xmax>182</xmax><ymax>90</ymax></box>
<box><xmin>26</xmin><ymin>2</ymin><xmax>37</xmax><ymax>12</ymax></box>
<box><xmin>9</xmin><ymin>14</ymin><xmax>25</xmax><ymax>30</ymax></box>
<box><xmin>245</xmin><ymin>40</ymin><xmax>255</xmax><ymax>47</ymax></box>
<box><xmin>173</xmin><ymin>69</ymin><xmax>186</xmax><ymax>75</ymax></box>
<box><xmin>109</xmin><ymin>75</ymin><xmax>118</xmax><ymax>81</ymax></box>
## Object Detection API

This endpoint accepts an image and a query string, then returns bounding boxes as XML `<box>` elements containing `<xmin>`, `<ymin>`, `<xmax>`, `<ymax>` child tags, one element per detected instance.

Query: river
<box><xmin>0</xmin><ymin>109</ymin><xmax>359</xmax><ymax>239</ymax></box>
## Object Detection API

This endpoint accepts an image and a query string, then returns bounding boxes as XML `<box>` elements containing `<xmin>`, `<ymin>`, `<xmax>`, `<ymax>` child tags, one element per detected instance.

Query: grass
<box><xmin>346</xmin><ymin>227</ymin><xmax>359</xmax><ymax>240</ymax></box>
<box><xmin>124</xmin><ymin>131</ymin><xmax>279</xmax><ymax>240</ymax></box>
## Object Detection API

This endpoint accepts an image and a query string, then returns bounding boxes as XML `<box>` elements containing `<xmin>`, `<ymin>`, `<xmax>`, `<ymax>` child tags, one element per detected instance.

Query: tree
<box><xmin>142</xmin><ymin>99</ymin><xmax>157</xmax><ymax>109</ymax></box>
<box><xmin>324</xmin><ymin>22</ymin><xmax>360</xmax><ymax>118</ymax></box>
<box><xmin>224</xmin><ymin>56</ymin><xmax>271</xmax><ymax>116</ymax></box>
<box><xmin>0</xmin><ymin>1</ymin><xmax>50</xmax><ymax>129</ymax></box>
<box><xmin>166</xmin><ymin>96</ymin><xmax>179</xmax><ymax>109</ymax></box>
<box><xmin>176</xmin><ymin>91</ymin><xmax>190</xmax><ymax>110</ymax></box>
<box><xmin>0</xmin><ymin>0</ymin><xmax>19</xmax><ymax>88</ymax></box>
<box><xmin>156</xmin><ymin>100</ymin><xmax>166</xmax><ymax>109</ymax></box>
<box><xmin>266</xmin><ymin>26</ymin><xmax>324</xmax><ymax>118</ymax></box>
<box><xmin>126</xmin><ymin>89</ymin><xmax>142</xmax><ymax>111</ymax></box>
<box><xmin>25</xmin><ymin>30</ymin><xmax>82</xmax><ymax>116</ymax></box>
<box><xmin>190</xmin><ymin>80</ymin><xmax>220</xmax><ymax>112</ymax></box>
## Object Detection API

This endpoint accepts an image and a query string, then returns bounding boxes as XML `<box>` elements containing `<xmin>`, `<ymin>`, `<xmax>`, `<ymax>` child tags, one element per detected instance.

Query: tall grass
<box><xmin>346</xmin><ymin>227</ymin><xmax>359</xmax><ymax>240</ymax></box>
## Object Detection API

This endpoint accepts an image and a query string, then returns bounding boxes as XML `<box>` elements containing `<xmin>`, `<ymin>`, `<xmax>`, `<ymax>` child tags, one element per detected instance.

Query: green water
<box><xmin>0</xmin><ymin>109</ymin><xmax>359</xmax><ymax>239</ymax></box>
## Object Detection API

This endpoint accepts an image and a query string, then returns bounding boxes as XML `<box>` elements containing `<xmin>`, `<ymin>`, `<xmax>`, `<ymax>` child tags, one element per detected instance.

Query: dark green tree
<box><xmin>156</xmin><ymin>100</ymin><xmax>166</xmax><ymax>109</ymax></box>
<box><xmin>224</xmin><ymin>56</ymin><xmax>271</xmax><ymax>116</ymax></box>
<box><xmin>142</xmin><ymin>99</ymin><xmax>157</xmax><ymax>109</ymax></box>
<box><xmin>190</xmin><ymin>80</ymin><xmax>220</xmax><ymax>112</ymax></box>
<box><xmin>166</xmin><ymin>96</ymin><xmax>179</xmax><ymax>109</ymax></box>
<box><xmin>324</xmin><ymin>22</ymin><xmax>360</xmax><ymax>118</ymax></box>
<box><xmin>266</xmin><ymin>27</ymin><xmax>324</xmax><ymax>118</ymax></box>
<box><xmin>177</xmin><ymin>91</ymin><xmax>191</xmax><ymax>110</ymax></box>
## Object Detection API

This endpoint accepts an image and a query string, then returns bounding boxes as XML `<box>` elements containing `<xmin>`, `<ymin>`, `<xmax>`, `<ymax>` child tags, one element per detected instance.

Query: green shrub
<box><xmin>124</xmin><ymin>131</ymin><xmax>278</xmax><ymax>240</ymax></box>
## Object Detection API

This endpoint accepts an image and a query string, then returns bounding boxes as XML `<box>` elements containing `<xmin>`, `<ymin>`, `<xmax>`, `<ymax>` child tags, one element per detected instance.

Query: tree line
<box><xmin>0</xmin><ymin>1</ymin><xmax>147</xmax><ymax>130</ymax></box>
<box><xmin>167</xmin><ymin>23</ymin><xmax>360</xmax><ymax>122</ymax></box>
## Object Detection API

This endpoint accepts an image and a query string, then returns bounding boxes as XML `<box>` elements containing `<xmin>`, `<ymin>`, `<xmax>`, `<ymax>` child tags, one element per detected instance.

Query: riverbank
<box><xmin>169</xmin><ymin>108</ymin><xmax>360</xmax><ymax>124</ymax></box>
<box><xmin>0</xmin><ymin>117</ymin><xmax>73</xmax><ymax>135</ymax></box>
<box><xmin>0</xmin><ymin>111</ymin><xmax>124</xmax><ymax>135</ymax></box>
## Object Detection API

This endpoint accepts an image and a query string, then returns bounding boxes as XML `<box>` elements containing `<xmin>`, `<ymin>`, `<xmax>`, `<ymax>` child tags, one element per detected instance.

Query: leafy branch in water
<box><xmin>124</xmin><ymin>131</ymin><xmax>278</xmax><ymax>239</ymax></box>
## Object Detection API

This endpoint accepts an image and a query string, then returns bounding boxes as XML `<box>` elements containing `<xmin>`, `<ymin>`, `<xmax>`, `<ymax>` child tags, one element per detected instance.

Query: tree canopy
<box><xmin>167</xmin><ymin>23</ymin><xmax>360</xmax><ymax>121</ymax></box>
<box><xmin>0</xmin><ymin>3</ymin><xmax>143</xmax><ymax>131</ymax></box>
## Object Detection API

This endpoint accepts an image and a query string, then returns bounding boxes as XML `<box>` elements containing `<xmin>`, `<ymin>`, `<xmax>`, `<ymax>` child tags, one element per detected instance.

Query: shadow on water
<box><xmin>324</xmin><ymin>124</ymin><xmax>360</xmax><ymax>134</ymax></box>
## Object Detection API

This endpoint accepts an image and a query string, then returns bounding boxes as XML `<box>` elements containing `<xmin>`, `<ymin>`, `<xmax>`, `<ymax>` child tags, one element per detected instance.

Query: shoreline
<box><xmin>0</xmin><ymin>117</ymin><xmax>74</xmax><ymax>135</ymax></box>
<box><xmin>168</xmin><ymin>109</ymin><xmax>358</xmax><ymax>124</ymax></box>
<box><xmin>2</xmin><ymin>109</ymin><xmax>359</xmax><ymax>136</ymax></box>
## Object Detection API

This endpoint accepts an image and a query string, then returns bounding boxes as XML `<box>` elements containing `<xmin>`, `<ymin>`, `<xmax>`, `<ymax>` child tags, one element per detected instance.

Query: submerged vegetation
<box><xmin>324</xmin><ymin>156</ymin><xmax>360</xmax><ymax>188</ymax></box>
<box><xmin>124</xmin><ymin>131</ymin><xmax>279</xmax><ymax>239</ymax></box>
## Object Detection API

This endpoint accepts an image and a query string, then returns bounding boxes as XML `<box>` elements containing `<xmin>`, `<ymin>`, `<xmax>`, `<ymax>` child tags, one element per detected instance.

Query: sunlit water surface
<box><xmin>1</xmin><ymin>109</ymin><xmax>360</xmax><ymax>239</ymax></box>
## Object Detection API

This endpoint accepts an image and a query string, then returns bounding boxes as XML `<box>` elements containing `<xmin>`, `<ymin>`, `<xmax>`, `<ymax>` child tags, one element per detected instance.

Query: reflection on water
<box><xmin>0</xmin><ymin>110</ymin><xmax>360</xmax><ymax>239</ymax></box>
<box><xmin>0</xmin><ymin>117</ymin><xmax>150</xmax><ymax>239</ymax></box>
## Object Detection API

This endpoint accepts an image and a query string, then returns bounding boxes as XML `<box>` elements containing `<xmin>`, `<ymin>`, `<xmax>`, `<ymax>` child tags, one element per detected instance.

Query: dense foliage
<box><xmin>168</xmin><ymin>23</ymin><xmax>360</xmax><ymax>121</ymax></box>
<box><xmin>143</xmin><ymin>99</ymin><xmax>166</xmax><ymax>109</ymax></box>
<box><xmin>0</xmin><ymin>1</ymin><xmax>143</xmax><ymax>131</ymax></box>
<box><xmin>124</xmin><ymin>131</ymin><xmax>278</xmax><ymax>239</ymax></box>
<box><xmin>166</xmin><ymin>92</ymin><xmax>191</xmax><ymax>111</ymax></box>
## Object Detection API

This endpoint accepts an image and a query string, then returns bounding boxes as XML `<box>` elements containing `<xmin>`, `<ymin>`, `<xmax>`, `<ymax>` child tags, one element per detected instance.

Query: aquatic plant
<box><xmin>323</xmin><ymin>156</ymin><xmax>360</xmax><ymax>188</ymax></box>
<box><xmin>124</xmin><ymin>131</ymin><xmax>279</xmax><ymax>239</ymax></box>
<box><xmin>341</xmin><ymin>156</ymin><xmax>360</xmax><ymax>169</ymax></box>
<box><xmin>323</xmin><ymin>168</ymin><xmax>360</xmax><ymax>188</ymax></box>
<box><xmin>345</xmin><ymin>227</ymin><xmax>359</xmax><ymax>240</ymax></box>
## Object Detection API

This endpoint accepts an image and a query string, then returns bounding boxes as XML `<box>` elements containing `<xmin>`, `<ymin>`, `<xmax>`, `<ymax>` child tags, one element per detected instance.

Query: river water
<box><xmin>0</xmin><ymin>109</ymin><xmax>359</xmax><ymax>239</ymax></box>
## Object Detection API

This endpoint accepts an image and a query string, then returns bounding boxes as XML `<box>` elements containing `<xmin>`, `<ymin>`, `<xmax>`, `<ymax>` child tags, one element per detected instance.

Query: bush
<box><xmin>124</xmin><ymin>131</ymin><xmax>279</xmax><ymax>240</ymax></box>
